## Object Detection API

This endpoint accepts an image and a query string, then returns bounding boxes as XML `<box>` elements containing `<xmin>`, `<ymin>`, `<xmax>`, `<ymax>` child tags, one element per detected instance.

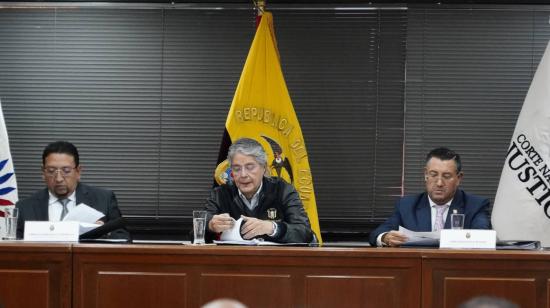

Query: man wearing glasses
<box><xmin>15</xmin><ymin>141</ymin><xmax>127</xmax><ymax>239</ymax></box>
<box><xmin>369</xmin><ymin>147</ymin><xmax>492</xmax><ymax>247</ymax></box>
<box><xmin>205</xmin><ymin>138</ymin><xmax>313</xmax><ymax>243</ymax></box>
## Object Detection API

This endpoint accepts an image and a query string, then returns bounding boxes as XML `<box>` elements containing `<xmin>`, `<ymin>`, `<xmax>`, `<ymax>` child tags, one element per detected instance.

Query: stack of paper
<box><xmin>214</xmin><ymin>217</ymin><xmax>281</xmax><ymax>246</ymax></box>
<box><xmin>399</xmin><ymin>226</ymin><xmax>440</xmax><ymax>247</ymax></box>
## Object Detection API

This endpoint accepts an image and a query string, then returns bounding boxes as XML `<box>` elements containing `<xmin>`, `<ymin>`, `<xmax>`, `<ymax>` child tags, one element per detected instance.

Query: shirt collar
<box><xmin>428</xmin><ymin>195</ymin><xmax>452</xmax><ymax>208</ymax></box>
<box><xmin>238</xmin><ymin>181</ymin><xmax>263</xmax><ymax>201</ymax></box>
<box><xmin>48</xmin><ymin>190</ymin><xmax>76</xmax><ymax>206</ymax></box>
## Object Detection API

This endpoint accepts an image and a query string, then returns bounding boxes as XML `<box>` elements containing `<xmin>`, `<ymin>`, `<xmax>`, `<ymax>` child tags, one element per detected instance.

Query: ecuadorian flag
<box><xmin>214</xmin><ymin>12</ymin><xmax>322</xmax><ymax>243</ymax></box>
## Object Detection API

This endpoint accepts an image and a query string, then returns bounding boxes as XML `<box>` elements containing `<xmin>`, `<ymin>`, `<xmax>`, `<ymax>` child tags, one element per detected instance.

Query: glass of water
<box><xmin>3</xmin><ymin>207</ymin><xmax>18</xmax><ymax>240</ymax></box>
<box><xmin>451</xmin><ymin>210</ymin><xmax>465</xmax><ymax>230</ymax></box>
<box><xmin>193</xmin><ymin>210</ymin><xmax>207</xmax><ymax>244</ymax></box>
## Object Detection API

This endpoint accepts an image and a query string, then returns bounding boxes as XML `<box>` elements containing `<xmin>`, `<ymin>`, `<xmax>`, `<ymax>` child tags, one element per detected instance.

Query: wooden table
<box><xmin>73</xmin><ymin>244</ymin><xmax>420</xmax><ymax>308</ymax></box>
<box><xmin>1</xmin><ymin>242</ymin><xmax>549</xmax><ymax>307</ymax></box>
<box><xmin>0</xmin><ymin>242</ymin><xmax>71</xmax><ymax>308</ymax></box>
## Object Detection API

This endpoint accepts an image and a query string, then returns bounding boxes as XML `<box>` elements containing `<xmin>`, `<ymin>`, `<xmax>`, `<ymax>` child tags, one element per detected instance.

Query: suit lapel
<box><xmin>416</xmin><ymin>194</ymin><xmax>432</xmax><ymax>231</ymax></box>
<box><xmin>36</xmin><ymin>189</ymin><xmax>50</xmax><ymax>220</ymax></box>
<box><xmin>75</xmin><ymin>183</ymin><xmax>88</xmax><ymax>206</ymax></box>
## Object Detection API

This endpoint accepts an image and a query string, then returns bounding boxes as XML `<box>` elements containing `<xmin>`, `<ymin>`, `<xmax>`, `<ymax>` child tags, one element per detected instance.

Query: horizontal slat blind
<box><xmin>0</xmin><ymin>7</ymin><xmax>253</xmax><ymax>217</ymax></box>
<box><xmin>0</xmin><ymin>4</ymin><xmax>406</xmax><ymax>233</ymax></box>
<box><xmin>272</xmin><ymin>8</ymin><xmax>406</xmax><ymax>230</ymax></box>
<box><xmin>159</xmin><ymin>9</ymin><xmax>253</xmax><ymax>216</ymax></box>
<box><xmin>1</xmin><ymin>8</ymin><xmax>166</xmax><ymax>215</ymax></box>
<box><xmin>405</xmin><ymin>6</ymin><xmax>550</xmax><ymax>203</ymax></box>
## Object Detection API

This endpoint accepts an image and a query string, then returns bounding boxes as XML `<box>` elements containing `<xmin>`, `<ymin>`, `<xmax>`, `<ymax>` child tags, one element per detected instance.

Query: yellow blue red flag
<box><xmin>215</xmin><ymin>12</ymin><xmax>322</xmax><ymax>243</ymax></box>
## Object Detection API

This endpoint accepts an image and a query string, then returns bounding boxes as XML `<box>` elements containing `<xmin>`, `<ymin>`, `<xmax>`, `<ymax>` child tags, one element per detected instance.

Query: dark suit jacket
<box><xmin>15</xmin><ymin>182</ymin><xmax>128</xmax><ymax>239</ymax></box>
<box><xmin>368</xmin><ymin>189</ymin><xmax>492</xmax><ymax>246</ymax></box>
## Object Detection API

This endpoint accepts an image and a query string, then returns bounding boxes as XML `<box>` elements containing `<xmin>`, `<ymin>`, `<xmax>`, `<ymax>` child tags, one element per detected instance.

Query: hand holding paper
<box><xmin>218</xmin><ymin>218</ymin><xmax>267</xmax><ymax>245</ymax></box>
<box><xmin>240</xmin><ymin>215</ymin><xmax>273</xmax><ymax>240</ymax></box>
<box><xmin>62</xmin><ymin>203</ymin><xmax>105</xmax><ymax>224</ymax></box>
<box><xmin>209</xmin><ymin>213</ymin><xmax>235</xmax><ymax>233</ymax></box>
<box><xmin>382</xmin><ymin>230</ymin><xmax>409</xmax><ymax>247</ymax></box>
<box><xmin>398</xmin><ymin>226</ymin><xmax>440</xmax><ymax>246</ymax></box>
<box><xmin>220</xmin><ymin>217</ymin><xmax>245</xmax><ymax>241</ymax></box>
<box><xmin>61</xmin><ymin>203</ymin><xmax>105</xmax><ymax>235</ymax></box>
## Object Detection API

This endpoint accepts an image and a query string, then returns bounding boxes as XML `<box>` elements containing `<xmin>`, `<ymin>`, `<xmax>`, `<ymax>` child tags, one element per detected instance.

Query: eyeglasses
<box><xmin>426</xmin><ymin>172</ymin><xmax>457</xmax><ymax>182</ymax></box>
<box><xmin>43</xmin><ymin>166</ymin><xmax>77</xmax><ymax>178</ymax></box>
<box><xmin>231</xmin><ymin>163</ymin><xmax>260</xmax><ymax>176</ymax></box>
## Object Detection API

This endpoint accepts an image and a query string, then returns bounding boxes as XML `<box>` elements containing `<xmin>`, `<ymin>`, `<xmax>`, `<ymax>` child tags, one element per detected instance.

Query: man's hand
<box><xmin>240</xmin><ymin>215</ymin><xmax>274</xmax><ymax>240</ymax></box>
<box><xmin>382</xmin><ymin>230</ymin><xmax>408</xmax><ymax>247</ymax></box>
<box><xmin>208</xmin><ymin>213</ymin><xmax>235</xmax><ymax>233</ymax></box>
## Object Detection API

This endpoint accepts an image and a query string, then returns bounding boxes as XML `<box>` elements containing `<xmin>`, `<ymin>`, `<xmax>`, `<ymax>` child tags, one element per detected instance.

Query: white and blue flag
<box><xmin>0</xmin><ymin>100</ymin><xmax>18</xmax><ymax>238</ymax></box>
<box><xmin>493</xmin><ymin>42</ymin><xmax>550</xmax><ymax>246</ymax></box>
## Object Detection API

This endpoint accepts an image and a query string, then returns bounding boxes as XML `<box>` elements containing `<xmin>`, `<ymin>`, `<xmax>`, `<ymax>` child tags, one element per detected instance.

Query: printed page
<box><xmin>220</xmin><ymin>217</ymin><xmax>244</xmax><ymax>241</ymax></box>
<box><xmin>63</xmin><ymin>203</ymin><xmax>105</xmax><ymax>224</ymax></box>
<box><xmin>216</xmin><ymin>217</ymin><xmax>281</xmax><ymax>245</ymax></box>
<box><xmin>78</xmin><ymin>222</ymin><xmax>101</xmax><ymax>235</ymax></box>
<box><xmin>399</xmin><ymin>226</ymin><xmax>440</xmax><ymax>246</ymax></box>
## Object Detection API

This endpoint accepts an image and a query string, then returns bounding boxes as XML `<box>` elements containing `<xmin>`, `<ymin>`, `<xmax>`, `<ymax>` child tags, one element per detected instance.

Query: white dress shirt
<box><xmin>48</xmin><ymin>191</ymin><xmax>76</xmax><ymax>221</ymax></box>
<box><xmin>428</xmin><ymin>196</ymin><xmax>452</xmax><ymax>231</ymax></box>
<box><xmin>238</xmin><ymin>182</ymin><xmax>263</xmax><ymax>211</ymax></box>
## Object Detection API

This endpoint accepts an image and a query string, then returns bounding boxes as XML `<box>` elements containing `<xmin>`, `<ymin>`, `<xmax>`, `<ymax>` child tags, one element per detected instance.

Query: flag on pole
<box><xmin>492</xmin><ymin>41</ymin><xmax>550</xmax><ymax>246</ymax></box>
<box><xmin>214</xmin><ymin>12</ymin><xmax>322</xmax><ymax>243</ymax></box>
<box><xmin>0</xmin><ymin>100</ymin><xmax>18</xmax><ymax>238</ymax></box>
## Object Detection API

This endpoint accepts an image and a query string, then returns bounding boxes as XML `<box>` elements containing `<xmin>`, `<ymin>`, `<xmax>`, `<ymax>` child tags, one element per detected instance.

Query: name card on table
<box><xmin>440</xmin><ymin>229</ymin><xmax>496</xmax><ymax>249</ymax></box>
<box><xmin>24</xmin><ymin>221</ymin><xmax>80</xmax><ymax>242</ymax></box>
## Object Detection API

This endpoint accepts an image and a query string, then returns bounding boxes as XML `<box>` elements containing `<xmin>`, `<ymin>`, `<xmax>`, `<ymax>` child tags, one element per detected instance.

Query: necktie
<box><xmin>59</xmin><ymin>199</ymin><xmax>70</xmax><ymax>221</ymax></box>
<box><xmin>433</xmin><ymin>204</ymin><xmax>448</xmax><ymax>231</ymax></box>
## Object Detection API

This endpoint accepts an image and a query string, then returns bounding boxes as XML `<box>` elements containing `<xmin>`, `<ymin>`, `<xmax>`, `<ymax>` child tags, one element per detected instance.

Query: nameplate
<box><xmin>24</xmin><ymin>221</ymin><xmax>80</xmax><ymax>242</ymax></box>
<box><xmin>440</xmin><ymin>229</ymin><xmax>496</xmax><ymax>249</ymax></box>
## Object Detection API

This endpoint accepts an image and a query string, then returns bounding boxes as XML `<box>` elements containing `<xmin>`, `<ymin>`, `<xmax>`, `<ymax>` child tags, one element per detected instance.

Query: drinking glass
<box><xmin>193</xmin><ymin>210</ymin><xmax>207</xmax><ymax>244</ymax></box>
<box><xmin>451</xmin><ymin>212</ymin><xmax>465</xmax><ymax>230</ymax></box>
<box><xmin>3</xmin><ymin>207</ymin><xmax>18</xmax><ymax>240</ymax></box>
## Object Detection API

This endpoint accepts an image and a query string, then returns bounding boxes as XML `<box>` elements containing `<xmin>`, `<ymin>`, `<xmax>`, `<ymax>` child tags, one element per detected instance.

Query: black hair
<box><xmin>425</xmin><ymin>147</ymin><xmax>461</xmax><ymax>173</ymax></box>
<box><xmin>42</xmin><ymin>141</ymin><xmax>79</xmax><ymax>167</ymax></box>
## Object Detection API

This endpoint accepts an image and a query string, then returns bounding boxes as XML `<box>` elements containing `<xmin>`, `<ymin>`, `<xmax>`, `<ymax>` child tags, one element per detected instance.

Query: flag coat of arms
<box><xmin>215</xmin><ymin>12</ymin><xmax>322</xmax><ymax>242</ymax></box>
<box><xmin>0</xmin><ymin>100</ymin><xmax>18</xmax><ymax>238</ymax></box>
<box><xmin>492</xmin><ymin>41</ymin><xmax>550</xmax><ymax>246</ymax></box>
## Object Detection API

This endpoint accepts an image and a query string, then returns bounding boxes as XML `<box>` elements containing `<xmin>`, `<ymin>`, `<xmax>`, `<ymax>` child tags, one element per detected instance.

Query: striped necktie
<box><xmin>433</xmin><ymin>204</ymin><xmax>448</xmax><ymax>231</ymax></box>
<box><xmin>59</xmin><ymin>199</ymin><xmax>70</xmax><ymax>221</ymax></box>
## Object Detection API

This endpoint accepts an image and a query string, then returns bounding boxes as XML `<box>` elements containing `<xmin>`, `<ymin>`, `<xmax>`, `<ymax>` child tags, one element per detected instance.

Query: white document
<box><xmin>217</xmin><ymin>217</ymin><xmax>281</xmax><ymax>246</ymax></box>
<box><xmin>214</xmin><ymin>239</ymin><xmax>270</xmax><ymax>245</ymax></box>
<box><xmin>220</xmin><ymin>217</ymin><xmax>244</xmax><ymax>241</ymax></box>
<box><xmin>78</xmin><ymin>222</ymin><xmax>101</xmax><ymax>235</ymax></box>
<box><xmin>399</xmin><ymin>226</ymin><xmax>440</xmax><ymax>246</ymax></box>
<box><xmin>62</xmin><ymin>203</ymin><xmax>104</xmax><ymax>224</ymax></box>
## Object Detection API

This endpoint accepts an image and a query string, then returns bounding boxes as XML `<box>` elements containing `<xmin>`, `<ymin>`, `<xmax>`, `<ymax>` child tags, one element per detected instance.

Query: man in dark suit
<box><xmin>369</xmin><ymin>147</ymin><xmax>491</xmax><ymax>247</ymax></box>
<box><xmin>16</xmin><ymin>141</ymin><xmax>128</xmax><ymax>239</ymax></box>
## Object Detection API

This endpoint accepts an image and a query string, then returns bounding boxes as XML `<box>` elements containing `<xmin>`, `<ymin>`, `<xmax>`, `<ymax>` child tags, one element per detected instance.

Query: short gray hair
<box><xmin>227</xmin><ymin>138</ymin><xmax>267</xmax><ymax>168</ymax></box>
